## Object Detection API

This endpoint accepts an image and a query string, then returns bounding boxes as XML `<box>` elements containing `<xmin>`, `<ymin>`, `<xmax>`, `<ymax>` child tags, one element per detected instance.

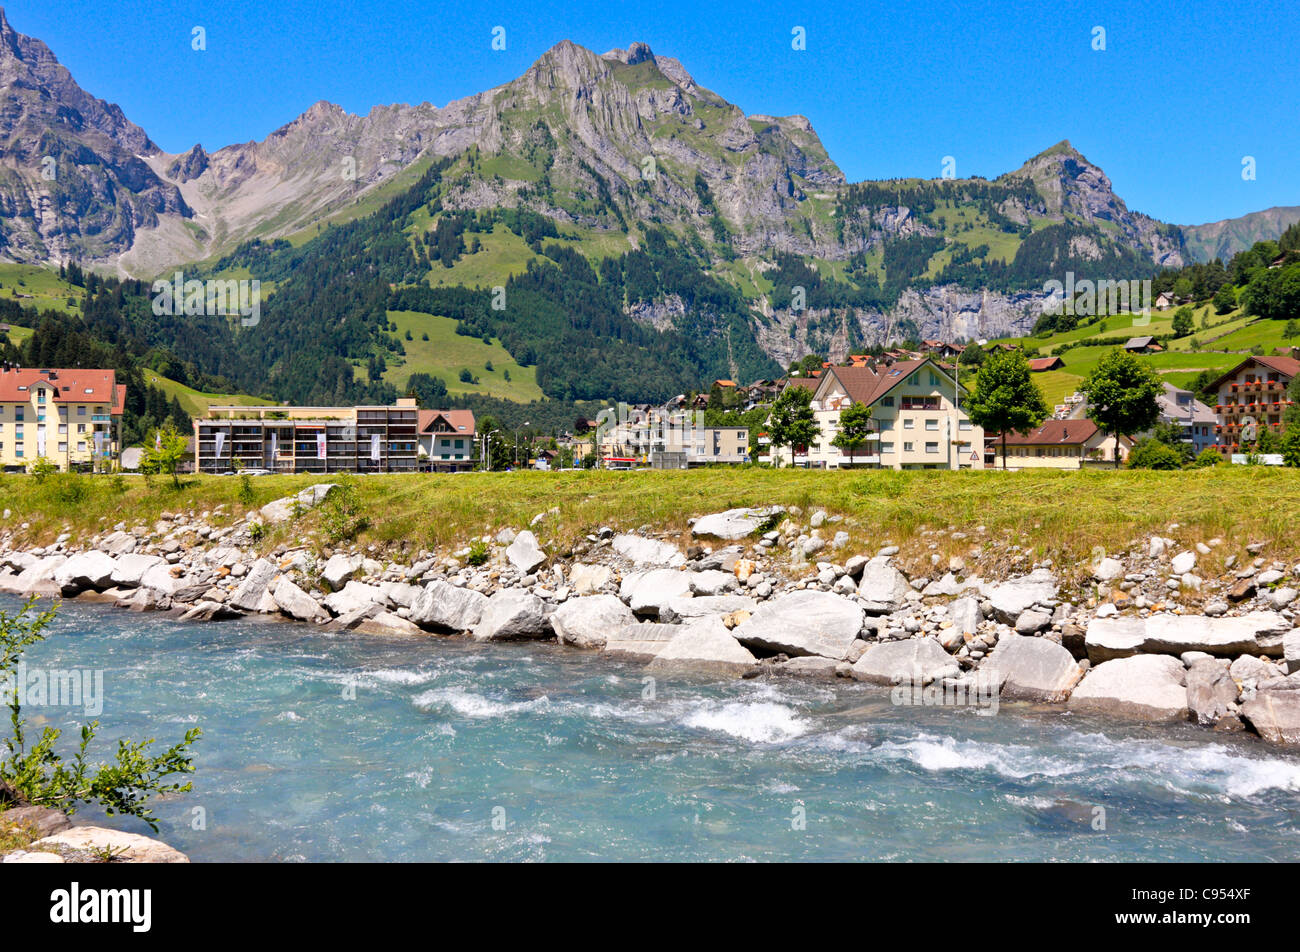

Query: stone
<box><xmin>611</xmin><ymin>534</ymin><xmax>685</xmax><ymax>567</ymax></box>
<box><xmin>550</xmin><ymin>594</ymin><xmax>635</xmax><ymax>649</ymax></box>
<box><xmin>1170</xmin><ymin>551</ymin><xmax>1197</xmax><ymax>575</ymax></box>
<box><xmin>568</xmin><ymin>563</ymin><xmax>612</xmax><ymax>595</ymax></box>
<box><xmin>179</xmin><ymin>600</ymin><xmax>241</xmax><ymax>622</ymax></box>
<box><xmin>95</xmin><ymin>530</ymin><xmax>137</xmax><ymax>555</ymax></box>
<box><xmin>259</xmin><ymin>483</ymin><xmax>337</xmax><ymax>523</ymax></box>
<box><xmin>1229</xmin><ymin>655</ymin><xmax>1277</xmax><ymax>683</ymax></box>
<box><xmin>109</xmin><ymin>553</ymin><xmax>166</xmax><ymax>588</ymax></box>
<box><xmin>1094</xmin><ymin>557</ymin><xmax>1125</xmax><ymax>582</ymax></box>
<box><xmin>1242</xmin><ymin>679</ymin><xmax>1300</xmax><ymax>745</ymax></box>
<box><xmin>856</xmin><ymin>557</ymin><xmax>912</xmax><ymax>614</ymax></box>
<box><xmin>320</xmin><ymin>553</ymin><xmax>363</xmax><ymax>591</ymax></box>
<box><xmin>664</xmin><ymin>594</ymin><xmax>757</xmax><ymax>621</ymax></box>
<box><xmin>688</xmin><ymin>569</ymin><xmax>736</xmax><ymax>596</ymax></box>
<box><xmin>323</xmin><ymin>581</ymin><xmax>386</xmax><ymax>616</ymax></box>
<box><xmin>603</xmin><ymin>623</ymin><xmax>679</xmax><ymax>662</ymax></box>
<box><xmin>647</xmin><ymin>616</ymin><xmax>758</xmax><ymax>677</ymax></box>
<box><xmin>949</xmin><ymin>597</ymin><xmax>982</xmax><ymax>636</ymax></box>
<box><xmin>495</xmin><ymin>528</ymin><xmax>518</xmax><ymax>545</ymax></box>
<box><xmin>229</xmin><ymin>557</ymin><xmax>278</xmax><ymax>611</ymax></box>
<box><xmin>408</xmin><ymin>581</ymin><xmax>488</xmax><ymax>632</ymax></box>
<box><xmin>0</xmin><ymin>805</ymin><xmax>72</xmax><ymax>839</ymax></box>
<box><xmin>272</xmin><ymin>577</ymin><xmax>329</xmax><ymax>623</ymax></box>
<box><xmin>1014</xmin><ymin>609</ymin><xmax>1052</xmax><ymax>635</ymax></box>
<box><xmin>984</xmin><ymin>634</ymin><xmax>1085</xmax><ymax>702</ymax></box>
<box><xmin>1084</xmin><ymin>612</ymin><xmax>1291</xmax><ymax>662</ymax></box>
<box><xmin>506</xmin><ymin>530</ymin><xmax>547</xmax><ymax>574</ymax></box>
<box><xmin>1269</xmin><ymin>587</ymin><xmax>1297</xmax><ymax>609</ymax></box>
<box><xmin>774</xmin><ymin>656</ymin><xmax>840</xmax><ymax>679</ymax></box>
<box><xmin>1284</xmin><ymin>630</ymin><xmax>1300</xmax><ymax>675</ymax></box>
<box><xmin>733</xmin><ymin>590</ymin><xmax>865</xmax><ymax>660</ymax></box>
<box><xmin>1184</xmin><ymin>660</ymin><xmax>1240</xmax><ymax>727</ymax></box>
<box><xmin>921</xmin><ymin>572</ymin><xmax>967</xmax><ymax>597</ymax></box>
<box><xmin>355</xmin><ymin>612</ymin><xmax>424</xmax><ymax>637</ymax></box>
<box><xmin>691</xmin><ymin>507</ymin><xmax>782</xmax><ymax>540</ymax></box>
<box><xmin>53</xmin><ymin>550</ymin><xmax>117</xmax><ymax>591</ymax></box>
<box><xmin>1229</xmin><ymin>577</ymin><xmax>1257</xmax><ymax>602</ymax></box>
<box><xmin>472</xmin><ymin>590</ymin><xmax>548</xmax><ymax>641</ymax></box>
<box><xmin>983</xmin><ymin>569</ymin><xmax>1058</xmax><ymax>623</ymax></box>
<box><xmin>30</xmin><ymin>826</ymin><xmax>189</xmax><ymax>863</ymax></box>
<box><xmin>1069</xmin><ymin>655</ymin><xmax>1190</xmax><ymax>722</ymax></box>
<box><xmin>851</xmin><ymin>638</ymin><xmax>959</xmax><ymax>686</ymax></box>
<box><xmin>623</xmin><ymin>569</ymin><xmax>693</xmax><ymax>617</ymax></box>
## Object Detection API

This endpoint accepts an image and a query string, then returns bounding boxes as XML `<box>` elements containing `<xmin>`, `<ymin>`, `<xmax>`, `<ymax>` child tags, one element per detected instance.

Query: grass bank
<box><xmin>2</xmin><ymin>468</ymin><xmax>1297</xmax><ymax>585</ymax></box>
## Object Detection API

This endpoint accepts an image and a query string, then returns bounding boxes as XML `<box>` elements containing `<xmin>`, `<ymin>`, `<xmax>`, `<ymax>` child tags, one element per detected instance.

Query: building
<box><xmin>1209</xmin><ymin>355</ymin><xmax>1299</xmax><ymax>454</ymax></box>
<box><xmin>1153</xmin><ymin>382</ymin><xmax>1217</xmax><ymax>456</ymax></box>
<box><xmin>1124</xmin><ymin>336</ymin><xmax>1161</xmax><ymax>354</ymax></box>
<box><xmin>1028</xmin><ymin>356</ymin><xmax>1065</xmax><ymax>372</ymax></box>
<box><xmin>0</xmin><ymin>365</ymin><xmax>124</xmax><ymax>472</ymax></box>
<box><xmin>773</xmin><ymin>358</ymin><xmax>984</xmax><ymax>470</ymax></box>
<box><xmin>989</xmin><ymin>419</ymin><xmax>1131</xmax><ymax>469</ymax></box>
<box><xmin>922</xmin><ymin>340</ymin><xmax>962</xmax><ymax>358</ymax></box>
<box><xmin>195</xmin><ymin>399</ymin><xmax>420</xmax><ymax>474</ymax></box>
<box><xmin>1155</xmin><ymin>292</ymin><xmax>1175</xmax><ymax>310</ymax></box>
<box><xmin>601</xmin><ymin>407</ymin><xmax>749</xmax><ymax>467</ymax></box>
<box><xmin>417</xmin><ymin>409</ymin><xmax>476</xmax><ymax>471</ymax></box>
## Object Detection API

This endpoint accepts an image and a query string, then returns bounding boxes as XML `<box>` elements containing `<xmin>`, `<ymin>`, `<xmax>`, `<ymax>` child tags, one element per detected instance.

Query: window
<box><xmin>925</xmin><ymin>419</ymin><xmax>938</xmax><ymax>431</ymax></box>
<box><xmin>959</xmin><ymin>420</ymin><xmax>972</xmax><ymax>431</ymax></box>
<box><xmin>77</xmin><ymin>442</ymin><xmax>85</xmax><ymax>452</ymax></box>
<box><xmin>77</xmin><ymin>424</ymin><xmax>84</xmax><ymax>434</ymax></box>
<box><xmin>878</xmin><ymin>419</ymin><xmax>893</xmax><ymax>431</ymax></box>
<box><xmin>907</xmin><ymin>374</ymin><xmax>919</xmax><ymax>386</ymax></box>
<box><xmin>925</xmin><ymin>442</ymin><xmax>938</xmax><ymax>454</ymax></box>
<box><xmin>881</xmin><ymin>396</ymin><xmax>895</xmax><ymax>408</ymax></box>
<box><xmin>880</xmin><ymin>442</ymin><xmax>894</xmax><ymax>454</ymax></box>
<box><xmin>903</xmin><ymin>418</ymin><xmax>915</xmax><ymax>429</ymax></box>
<box><xmin>36</xmin><ymin>391</ymin><xmax>46</xmax><ymax>404</ymax></box>
<box><xmin>903</xmin><ymin>442</ymin><xmax>914</xmax><ymax>452</ymax></box>
<box><xmin>454</xmin><ymin>439</ymin><xmax>464</xmax><ymax>449</ymax></box>
<box><xmin>929</xmin><ymin>372</ymin><xmax>940</xmax><ymax>386</ymax></box>
<box><xmin>58</xmin><ymin>424</ymin><xmax>67</xmax><ymax>435</ymax></box>
<box><xmin>77</xmin><ymin>406</ymin><xmax>86</xmax><ymax>416</ymax></box>
<box><xmin>15</xmin><ymin>408</ymin><xmax>23</xmax><ymax>421</ymax></box>
<box><xmin>58</xmin><ymin>442</ymin><xmax>67</xmax><ymax>453</ymax></box>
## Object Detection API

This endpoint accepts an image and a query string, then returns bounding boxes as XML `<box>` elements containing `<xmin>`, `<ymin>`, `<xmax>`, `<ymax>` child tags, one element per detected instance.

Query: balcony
<box><xmin>91</xmin><ymin>414</ymin><xmax>113</xmax><ymax>423</ymax></box>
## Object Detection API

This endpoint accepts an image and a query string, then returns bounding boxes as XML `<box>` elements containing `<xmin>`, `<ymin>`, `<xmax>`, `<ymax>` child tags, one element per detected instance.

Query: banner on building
<box><xmin>370</xmin><ymin>433</ymin><xmax>381</xmax><ymax>462</ymax></box>
<box><xmin>214</xmin><ymin>432</ymin><xmax>225</xmax><ymax>458</ymax></box>
<box><xmin>317</xmin><ymin>433</ymin><xmax>327</xmax><ymax>459</ymax></box>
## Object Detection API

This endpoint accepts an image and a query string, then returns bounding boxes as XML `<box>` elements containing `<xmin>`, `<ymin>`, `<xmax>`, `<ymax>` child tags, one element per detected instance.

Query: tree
<box><xmin>766</xmin><ymin>385</ymin><xmax>821</xmax><ymax>467</ymax></box>
<box><xmin>959</xmin><ymin>342</ymin><xmax>986</xmax><ymax>368</ymax></box>
<box><xmin>1128</xmin><ymin>438</ymin><xmax>1184</xmax><ymax>470</ymax></box>
<box><xmin>1149</xmin><ymin>421</ymin><xmax>1193</xmax><ymax>463</ymax></box>
<box><xmin>1171</xmin><ymin>306</ymin><xmax>1194</xmax><ymax>338</ymax></box>
<box><xmin>1284</xmin><ymin>319</ymin><xmax>1300</xmax><ymax>340</ymax></box>
<box><xmin>831</xmin><ymin>401</ymin><xmax>874</xmax><ymax>466</ymax></box>
<box><xmin>141</xmin><ymin>420</ymin><xmax>190</xmax><ymax>489</ymax></box>
<box><xmin>1</xmin><ymin>600</ymin><xmax>201</xmax><ymax>831</ymax></box>
<box><xmin>1080</xmin><ymin>349</ymin><xmax>1162</xmax><ymax>468</ymax></box>
<box><xmin>1212</xmin><ymin>284</ymin><xmax>1237</xmax><ymax>315</ymax></box>
<box><xmin>964</xmin><ymin>349</ymin><xmax>1049</xmax><ymax>469</ymax></box>
<box><xmin>1255</xmin><ymin>425</ymin><xmax>1280</xmax><ymax>454</ymax></box>
<box><xmin>1193</xmin><ymin>447</ymin><xmax>1221</xmax><ymax>467</ymax></box>
<box><xmin>1281</xmin><ymin>427</ymin><xmax>1300</xmax><ymax>467</ymax></box>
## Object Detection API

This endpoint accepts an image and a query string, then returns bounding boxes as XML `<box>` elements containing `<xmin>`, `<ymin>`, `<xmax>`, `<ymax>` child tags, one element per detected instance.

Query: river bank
<box><xmin>2</xmin><ymin>479</ymin><xmax>1298</xmax><ymax>749</ymax></box>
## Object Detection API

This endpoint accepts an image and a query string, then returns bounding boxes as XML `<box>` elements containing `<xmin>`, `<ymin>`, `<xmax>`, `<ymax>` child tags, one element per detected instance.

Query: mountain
<box><xmin>1180</xmin><ymin>206</ymin><xmax>1300</xmax><ymax>263</ymax></box>
<box><xmin>1</xmin><ymin>10</ymin><xmax>1297</xmax><ymax>405</ymax></box>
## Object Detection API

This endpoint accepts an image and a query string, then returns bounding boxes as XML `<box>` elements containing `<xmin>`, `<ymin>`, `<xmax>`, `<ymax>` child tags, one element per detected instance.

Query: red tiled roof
<box><xmin>1206</xmin><ymin>355</ymin><xmax>1300</xmax><ymax>392</ymax></box>
<box><xmin>1028</xmin><ymin>357</ymin><xmax>1064</xmax><ymax>372</ymax></box>
<box><xmin>0</xmin><ymin>367</ymin><xmax>123</xmax><ymax>414</ymax></box>
<box><xmin>995</xmin><ymin>419</ymin><xmax>1101</xmax><ymax>446</ymax></box>
<box><xmin>824</xmin><ymin>359</ymin><xmax>952</xmax><ymax>407</ymax></box>
<box><xmin>418</xmin><ymin>409</ymin><xmax>476</xmax><ymax>435</ymax></box>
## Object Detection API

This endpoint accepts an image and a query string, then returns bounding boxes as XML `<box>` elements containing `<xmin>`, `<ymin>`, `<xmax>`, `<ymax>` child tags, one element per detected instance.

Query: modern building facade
<box><xmin>1154</xmin><ymin>382</ymin><xmax>1218</xmax><ymax>456</ymax></box>
<box><xmin>774</xmin><ymin>358</ymin><xmax>984</xmax><ymax>470</ymax></box>
<box><xmin>194</xmin><ymin>399</ymin><xmax>421</xmax><ymax>474</ymax></box>
<box><xmin>0</xmin><ymin>366</ymin><xmax>124</xmax><ymax>472</ymax></box>
<box><xmin>1209</xmin><ymin>355</ymin><xmax>1298</xmax><ymax>454</ymax></box>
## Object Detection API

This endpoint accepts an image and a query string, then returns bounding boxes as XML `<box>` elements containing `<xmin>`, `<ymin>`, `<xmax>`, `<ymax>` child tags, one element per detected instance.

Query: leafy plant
<box><xmin>237</xmin><ymin>473</ymin><xmax>255</xmax><ymax>506</ymax></box>
<box><xmin>29</xmin><ymin>458</ymin><xmax>57</xmax><ymax>484</ymax></box>
<box><xmin>466</xmin><ymin>539</ymin><xmax>489</xmax><ymax>566</ymax></box>
<box><xmin>319</xmin><ymin>484</ymin><xmax>368</xmax><ymax>545</ymax></box>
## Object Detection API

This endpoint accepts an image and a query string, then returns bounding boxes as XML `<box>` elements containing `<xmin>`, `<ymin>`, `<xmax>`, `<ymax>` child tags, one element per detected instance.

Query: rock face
<box><xmin>228</xmin><ymin>558</ymin><xmax>278</xmax><ymax>611</ymax></box>
<box><xmin>855</xmin><ymin>557</ymin><xmax>913</xmax><ymax>614</ymax></box>
<box><xmin>983</xmin><ymin>569</ymin><xmax>1058</xmax><ymax>622</ymax></box>
<box><xmin>472</xmin><ymin>590</ymin><xmax>548</xmax><ymax>641</ymax></box>
<box><xmin>984</xmin><ymin>634</ymin><xmax>1084</xmax><ymax>702</ymax></box>
<box><xmin>26</xmin><ymin>825</ymin><xmax>190</xmax><ymax>863</ymax></box>
<box><xmin>691</xmin><ymin>507</ymin><xmax>782</xmax><ymax>540</ymax></box>
<box><xmin>272</xmin><ymin>577</ymin><xmax>329</xmax><ymax>623</ymax></box>
<box><xmin>604</xmin><ymin>622</ymin><xmax>680</xmax><ymax>661</ymax></box>
<box><xmin>1085</xmin><ymin>612</ymin><xmax>1291</xmax><ymax>662</ymax></box>
<box><xmin>550</xmin><ymin>594</ymin><xmax>635</xmax><ymax>649</ymax></box>
<box><xmin>733</xmin><ymin>590</ymin><xmax>864</xmax><ymax>659</ymax></box>
<box><xmin>408</xmin><ymin>581</ymin><xmax>488</xmax><ymax>632</ymax></box>
<box><xmin>647</xmin><ymin>617</ymin><xmax>758</xmax><ymax>677</ymax></box>
<box><xmin>851</xmin><ymin>638</ymin><xmax>958</xmax><ymax>686</ymax></box>
<box><xmin>1185</xmin><ymin>660</ymin><xmax>1241</xmax><ymax>728</ymax></box>
<box><xmin>1242</xmin><ymin>679</ymin><xmax>1300</xmax><ymax>745</ymax></box>
<box><xmin>505</xmin><ymin>531</ymin><xmax>546</xmax><ymax>574</ymax></box>
<box><xmin>1069</xmin><ymin>655</ymin><xmax>1189</xmax><ymax>722</ymax></box>
<box><xmin>611</xmin><ymin>535</ymin><xmax>685</xmax><ymax>567</ymax></box>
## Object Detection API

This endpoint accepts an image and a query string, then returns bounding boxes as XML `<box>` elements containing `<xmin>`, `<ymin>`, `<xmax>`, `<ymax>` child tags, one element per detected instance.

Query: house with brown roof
<box><xmin>988</xmin><ymin>419</ymin><xmax>1131</xmax><ymax>469</ymax></box>
<box><xmin>0</xmin><ymin>365</ymin><xmax>125</xmax><ymax>472</ymax></box>
<box><xmin>1207</xmin><ymin>354</ymin><xmax>1299</xmax><ymax>454</ymax></box>
<box><xmin>1124</xmin><ymin>336</ymin><xmax>1161</xmax><ymax>354</ymax></box>
<box><xmin>772</xmin><ymin>358</ymin><xmax>983</xmax><ymax>469</ymax></box>
<box><xmin>1028</xmin><ymin>356</ymin><xmax>1065</xmax><ymax>372</ymax></box>
<box><xmin>418</xmin><ymin>409</ymin><xmax>476</xmax><ymax>471</ymax></box>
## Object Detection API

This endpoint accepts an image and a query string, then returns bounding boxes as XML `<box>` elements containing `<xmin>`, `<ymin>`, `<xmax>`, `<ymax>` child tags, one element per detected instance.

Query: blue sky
<box><xmin>7</xmin><ymin>0</ymin><xmax>1298</xmax><ymax>225</ymax></box>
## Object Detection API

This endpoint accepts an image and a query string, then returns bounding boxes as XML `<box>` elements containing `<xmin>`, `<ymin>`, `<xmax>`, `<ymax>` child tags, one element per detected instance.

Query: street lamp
<box><xmin>515</xmin><ymin>420</ymin><xmax>530</xmax><ymax>467</ymax></box>
<box><xmin>483</xmin><ymin>428</ymin><xmax>502</xmax><ymax>471</ymax></box>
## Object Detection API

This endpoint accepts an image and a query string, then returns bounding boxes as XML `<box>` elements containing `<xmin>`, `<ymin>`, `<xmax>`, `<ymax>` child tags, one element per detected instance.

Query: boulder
<box><xmin>691</xmin><ymin>507</ymin><xmax>782</xmax><ymax>540</ymax></box>
<box><xmin>604</xmin><ymin>623</ymin><xmax>680</xmax><ymax>662</ymax></box>
<box><xmin>95</xmin><ymin>530</ymin><xmax>136</xmax><ymax>555</ymax></box>
<box><xmin>611</xmin><ymin>534</ymin><xmax>685</xmax><ymax>567</ymax></box>
<box><xmin>984</xmin><ymin>634</ymin><xmax>1084</xmax><ymax>702</ymax></box>
<box><xmin>851</xmin><ymin>637</ymin><xmax>959</xmax><ymax>686</ymax></box>
<box><xmin>647</xmin><ymin>616</ymin><xmax>758</xmax><ymax>677</ymax></box>
<box><xmin>983</xmin><ymin>569</ymin><xmax>1058</xmax><ymax>622</ymax></box>
<box><xmin>1094</xmin><ymin>557</ymin><xmax>1125</xmax><ymax>581</ymax></box>
<box><xmin>225</xmin><ymin>558</ymin><xmax>274</xmax><ymax>611</ymax></box>
<box><xmin>568</xmin><ymin>563</ymin><xmax>612</xmax><ymax>595</ymax></box>
<box><xmin>272</xmin><ymin>577</ymin><xmax>329</xmax><ymax>624</ymax></box>
<box><xmin>623</xmin><ymin>569</ymin><xmax>693</xmax><ymax>617</ymax></box>
<box><xmin>379</xmin><ymin>581</ymin><xmax>423</xmax><ymax>609</ymax></box>
<box><xmin>1284</xmin><ymin>630</ymin><xmax>1300</xmax><ymax>676</ymax></box>
<box><xmin>688</xmin><ymin>569</ymin><xmax>736</xmax><ymax>596</ymax></box>
<box><xmin>14</xmin><ymin>555</ymin><xmax>67</xmax><ymax>595</ymax></box>
<box><xmin>30</xmin><ymin>826</ymin><xmax>188</xmax><ymax>863</ymax></box>
<box><xmin>1185</xmin><ymin>660</ymin><xmax>1241</xmax><ymax>728</ymax></box>
<box><xmin>53</xmin><ymin>550</ymin><xmax>118</xmax><ymax>591</ymax></box>
<box><xmin>0</xmin><ymin>804</ymin><xmax>71</xmax><ymax>839</ymax></box>
<box><xmin>1242</xmin><ymin>678</ymin><xmax>1300</xmax><ymax>745</ymax></box>
<box><xmin>1068</xmin><ymin>655</ymin><xmax>1190</xmax><ymax>722</ymax></box>
<box><xmin>320</xmin><ymin>553</ymin><xmax>362</xmax><ymax>591</ymax></box>
<box><xmin>506</xmin><ymin>530</ymin><xmax>546</xmax><ymax>574</ymax></box>
<box><xmin>109</xmin><ymin>553</ymin><xmax>166</xmax><ymax>588</ymax></box>
<box><xmin>949</xmin><ymin>596</ymin><xmax>982</xmax><ymax>636</ymax></box>
<box><xmin>355</xmin><ymin>611</ymin><xmax>425</xmax><ymax>637</ymax></box>
<box><xmin>1014</xmin><ymin>609</ymin><xmax>1052</xmax><ymax>635</ymax></box>
<box><xmin>472</xmin><ymin>590</ymin><xmax>549</xmax><ymax>641</ymax></box>
<box><xmin>773</xmin><ymin>656</ymin><xmax>841</xmax><ymax>679</ymax></box>
<box><xmin>259</xmin><ymin>483</ymin><xmax>338</xmax><ymax>523</ymax></box>
<box><xmin>664</xmin><ymin>594</ymin><xmax>757</xmax><ymax>622</ymax></box>
<box><xmin>1085</xmin><ymin>612</ymin><xmax>1291</xmax><ymax>662</ymax></box>
<box><xmin>855</xmin><ymin>557</ymin><xmax>913</xmax><ymax>614</ymax></box>
<box><xmin>1170</xmin><ymin>551</ymin><xmax>1197</xmax><ymax>575</ymax></box>
<box><xmin>323</xmin><ymin>581</ymin><xmax>386</xmax><ymax>616</ymax></box>
<box><xmin>733</xmin><ymin>590</ymin><xmax>865</xmax><ymax>659</ymax></box>
<box><xmin>139</xmin><ymin>563</ymin><xmax>188</xmax><ymax>597</ymax></box>
<box><xmin>408</xmin><ymin>581</ymin><xmax>488</xmax><ymax>632</ymax></box>
<box><xmin>179</xmin><ymin>600</ymin><xmax>241</xmax><ymax>622</ymax></box>
<box><xmin>550</xmin><ymin>594</ymin><xmax>635</xmax><ymax>649</ymax></box>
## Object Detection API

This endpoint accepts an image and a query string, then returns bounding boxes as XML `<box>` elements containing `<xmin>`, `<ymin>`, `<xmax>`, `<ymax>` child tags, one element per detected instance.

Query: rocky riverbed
<box><xmin>3</xmin><ymin>484</ymin><xmax>1299</xmax><ymax>749</ymax></box>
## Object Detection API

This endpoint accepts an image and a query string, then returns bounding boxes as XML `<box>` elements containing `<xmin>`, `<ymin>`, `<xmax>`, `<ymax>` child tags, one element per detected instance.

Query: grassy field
<box><xmin>382</xmin><ymin>310</ymin><xmax>543</xmax><ymax>401</ymax></box>
<box><xmin>0</xmin><ymin>263</ymin><xmax>85</xmax><ymax>315</ymax></box>
<box><xmin>145</xmin><ymin>373</ymin><xmax>278</xmax><ymax>418</ymax></box>
<box><xmin>4</xmin><ymin>468</ymin><xmax>1297</xmax><ymax>588</ymax></box>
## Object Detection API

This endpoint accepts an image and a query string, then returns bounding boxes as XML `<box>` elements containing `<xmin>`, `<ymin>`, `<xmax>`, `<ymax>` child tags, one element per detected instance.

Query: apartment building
<box><xmin>774</xmin><ymin>358</ymin><xmax>984</xmax><ymax>469</ymax></box>
<box><xmin>600</xmin><ymin>407</ymin><xmax>750</xmax><ymax>467</ymax></box>
<box><xmin>194</xmin><ymin>399</ymin><xmax>420</xmax><ymax>474</ymax></box>
<box><xmin>0</xmin><ymin>365</ymin><xmax>124</xmax><ymax>472</ymax></box>
<box><xmin>1209</xmin><ymin>355</ymin><xmax>1298</xmax><ymax>454</ymax></box>
<box><xmin>418</xmin><ymin>409</ymin><xmax>476</xmax><ymax>472</ymax></box>
<box><xmin>1154</xmin><ymin>382</ymin><xmax>1217</xmax><ymax>456</ymax></box>
<box><xmin>988</xmin><ymin>419</ymin><xmax>1131</xmax><ymax>469</ymax></box>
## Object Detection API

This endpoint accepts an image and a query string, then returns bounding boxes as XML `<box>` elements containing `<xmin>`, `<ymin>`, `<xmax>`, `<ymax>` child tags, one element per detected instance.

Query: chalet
<box><xmin>989</xmin><ymin>419</ymin><xmax>1131</xmax><ymax>469</ymax></box>
<box><xmin>419</xmin><ymin>409</ymin><xmax>476</xmax><ymax>471</ymax></box>
<box><xmin>922</xmin><ymin>340</ymin><xmax>962</xmax><ymax>358</ymax></box>
<box><xmin>1155</xmin><ymin>292</ymin><xmax>1175</xmax><ymax>310</ymax></box>
<box><xmin>1208</xmin><ymin>354</ymin><xmax>1299</xmax><ymax>453</ymax></box>
<box><xmin>1123</xmin><ymin>336</ymin><xmax>1161</xmax><ymax>354</ymax></box>
<box><xmin>1028</xmin><ymin>356</ymin><xmax>1065</xmax><ymax>372</ymax></box>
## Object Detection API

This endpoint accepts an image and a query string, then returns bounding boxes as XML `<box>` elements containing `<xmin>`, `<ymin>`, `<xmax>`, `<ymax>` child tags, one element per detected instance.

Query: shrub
<box><xmin>1127</xmin><ymin>439</ymin><xmax>1184</xmax><ymax>470</ymax></box>
<box><xmin>29</xmin><ymin>458</ymin><xmax>57</xmax><ymax>483</ymax></box>
<box><xmin>319</xmin><ymin>484</ymin><xmax>368</xmax><ymax>545</ymax></box>
<box><xmin>237</xmin><ymin>473</ymin><xmax>255</xmax><ymax>506</ymax></box>
<box><xmin>1193</xmin><ymin>447</ymin><xmax>1221</xmax><ymax>467</ymax></box>
<box><xmin>466</xmin><ymin>539</ymin><xmax>489</xmax><ymax>566</ymax></box>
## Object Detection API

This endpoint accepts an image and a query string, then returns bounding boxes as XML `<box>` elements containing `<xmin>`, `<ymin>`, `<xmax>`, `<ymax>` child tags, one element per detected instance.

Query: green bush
<box><xmin>1128</xmin><ymin>439</ymin><xmax>1185</xmax><ymax>470</ymax></box>
<box><xmin>320</xmin><ymin>484</ymin><xmax>368</xmax><ymax>545</ymax></box>
<box><xmin>466</xmin><ymin>539</ymin><xmax>490</xmax><ymax>566</ymax></box>
<box><xmin>1192</xmin><ymin>447</ymin><xmax>1221</xmax><ymax>467</ymax></box>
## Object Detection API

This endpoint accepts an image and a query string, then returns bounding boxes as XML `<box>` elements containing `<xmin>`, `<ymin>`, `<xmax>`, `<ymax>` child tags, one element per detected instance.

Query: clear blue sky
<box><xmin>7</xmin><ymin>0</ymin><xmax>1298</xmax><ymax>225</ymax></box>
